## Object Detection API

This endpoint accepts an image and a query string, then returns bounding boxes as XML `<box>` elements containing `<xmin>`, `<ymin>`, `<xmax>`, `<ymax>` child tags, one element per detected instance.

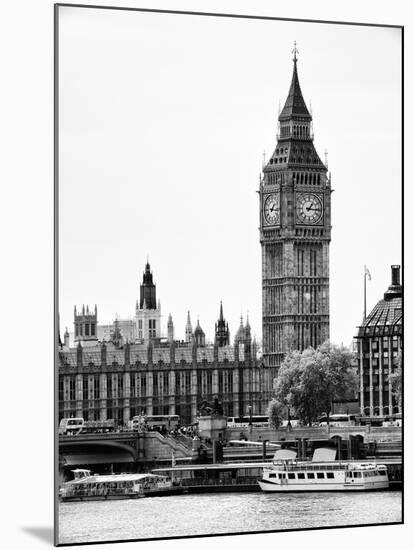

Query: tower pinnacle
<box><xmin>215</xmin><ymin>302</ymin><xmax>230</xmax><ymax>347</ymax></box>
<box><xmin>292</xmin><ymin>40</ymin><xmax>299</xmax><ymax>63</ymax></box>
<box><xmin>279</xmin><ymin>44</ymin><xmax>311</xmax><ymax>123</ymax></box>
<box><xmin>185</xmin><ymin>311</ymin><xmax>193</xmax><ymax>343</ymax></box>
<box><xmin>139</xmin><ymin>261</ymin><xmax>156</xmax><ymax>309</ymax></box>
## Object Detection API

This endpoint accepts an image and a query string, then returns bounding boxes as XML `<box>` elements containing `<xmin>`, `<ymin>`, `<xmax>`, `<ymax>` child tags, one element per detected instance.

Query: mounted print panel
<box><xmin>55</xmin><ymin>4</ymin><xmax>403</xmax><ymax>546</ymax></box>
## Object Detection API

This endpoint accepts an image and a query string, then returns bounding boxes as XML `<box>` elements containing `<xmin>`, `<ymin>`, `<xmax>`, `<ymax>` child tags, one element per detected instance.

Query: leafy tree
<box><xmin>389</xmin><ymin>351</ymin><xmax>402</xmax><ymax>408</ymax></box>
<box><xmin>273</xmin><ymin>341</ymin><xmax>358</xmax><ymax>426</ymax></box>
<box><xmin>267</xmin><ymin>398</ymin><xmax>285</xmax><ymax>429</ymax></box>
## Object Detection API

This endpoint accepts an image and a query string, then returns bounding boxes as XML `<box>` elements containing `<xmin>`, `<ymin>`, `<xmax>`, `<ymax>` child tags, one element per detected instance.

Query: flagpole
<box><xmin>363</xmin><ymin>265</ymin><xmax>367</xmax><ymax>321</ymax></box>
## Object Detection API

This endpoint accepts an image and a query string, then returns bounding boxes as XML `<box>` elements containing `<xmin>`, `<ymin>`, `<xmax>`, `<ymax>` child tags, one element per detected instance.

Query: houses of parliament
<box><xmin>58</xmin><ymin>47</ymin><xmax>332</xmax><ymax>426</ymax></box>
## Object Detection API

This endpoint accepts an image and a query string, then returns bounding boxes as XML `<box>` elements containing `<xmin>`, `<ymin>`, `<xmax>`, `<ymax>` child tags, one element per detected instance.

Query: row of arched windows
<box><xmin>279</xmin><ymin>124</ymin><xmax>311</xmax><ymax>138</ymax></box>
<box><xmin>270</xmin><ymin>157</ymin><xmax>287</xmax><ymax>165</ymax></box>
<box><xmin>295</xmin><ymin>228</ymin><xmax>324</xmax><ymax>237</ymax></box>
<box><xmin>266</xmin><ymin>172</ymin><xmax>286</xmax><ymax>185</ymax></box>
<box><xmin>292</xmin><ymin>125</ymin><xmax>310</xmax><ymax>137</ymax></box>
<box><xmin>294</xmin><ymin>172</ymin><xmax>321</xmax><ymax>185</ymax></box>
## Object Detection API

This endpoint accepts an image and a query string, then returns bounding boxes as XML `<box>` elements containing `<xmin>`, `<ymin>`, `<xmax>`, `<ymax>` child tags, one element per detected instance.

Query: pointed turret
<box><xmin>135</xmin><ymin>259</ymin><xmax>161</xmax><ymax>344</ymax></box>
<box><xmin>139</xmin><ymin>261</ymin><xmax>157</xmax><ymax>309</ymax></box>
<box><xmin>219</xmin><ymin>301</ymin><xmax>224</xmax><ymax>322</ymax></box>
<box><xmin>215</xmin><ymin>301</ymin><xmax>230</xmax><ymax>347</ymax></box>
<box><xmin>167</xmin><ymin>313</ymin><xmax>174</xmax><ymax>343</ymax></box>
<box><xmin>235</xmin><ymin>315</ymin><xmax>245</xmax><ymax>344</ymax></box>
<box><xmin>185</xmin><ymin>311</ymin><xmax>193</xmax><ymax>344</ymax></box>
<box><xmin>194</xmin><ymin>318</ymin><xmax>206</xmax><ymax>347</ymax></box>
<box><xmin>245</xmin><ymin>314</ymin><xmax>250</xmax><ymax>328</ymax></box>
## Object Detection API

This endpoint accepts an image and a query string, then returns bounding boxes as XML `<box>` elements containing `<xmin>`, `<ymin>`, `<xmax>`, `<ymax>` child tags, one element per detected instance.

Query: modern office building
<box><xmin>355</xmin><ymin>265</ymin><xmax>402</xmax><ymax>418</ymax></box>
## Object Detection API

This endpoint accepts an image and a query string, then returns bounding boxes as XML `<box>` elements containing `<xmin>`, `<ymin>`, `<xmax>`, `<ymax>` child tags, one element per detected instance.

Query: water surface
<box><xmin>59</xmin><ymin>491</ymin><xmax>402</xmax><ymax>544</ymax></box>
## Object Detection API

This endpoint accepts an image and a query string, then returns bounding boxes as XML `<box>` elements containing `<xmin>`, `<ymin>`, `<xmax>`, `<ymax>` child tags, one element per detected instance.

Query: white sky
<box><xmin>58</xmin><ymin>6</ymin><xmax>402</xmax><ymax>346</ymax></box>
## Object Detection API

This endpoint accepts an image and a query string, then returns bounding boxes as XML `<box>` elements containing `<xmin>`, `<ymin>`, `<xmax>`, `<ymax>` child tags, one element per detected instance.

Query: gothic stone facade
<box><xmin>58</xmin><ymin>341</ymin><xmax>274</xmax><ymax>426</ymax></box>
<box><xmin>260</xmin><ymin>50</ymin><xmax>331</xmax><ymax>372</ymax></box>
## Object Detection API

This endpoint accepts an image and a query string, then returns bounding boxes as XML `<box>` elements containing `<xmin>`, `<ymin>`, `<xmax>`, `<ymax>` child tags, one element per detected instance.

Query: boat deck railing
<box><xmin>63</xmin><ymin>486</ymin><xmax>139</xmax><ymax>497</ymax></box>
<box><xmin>267</xmin><ymin>462</ymin><xmax>378</xmax><ymax>472</ymax></box>
<box><xmin>180</xmin><ymin>476</ymin><xmax>258</xmax><ymax>487</ymax></box>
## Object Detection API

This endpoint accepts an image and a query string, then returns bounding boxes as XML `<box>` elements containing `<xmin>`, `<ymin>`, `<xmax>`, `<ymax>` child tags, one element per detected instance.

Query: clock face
<box><xmin>264</xmin><ymin>194</ymin><xmax>280</xmax><ymax>225</ymax></box>
<box><xmin>296</xmin><ymin>193</ymin><xmax>323</xmax><ymax>224</ymax></box>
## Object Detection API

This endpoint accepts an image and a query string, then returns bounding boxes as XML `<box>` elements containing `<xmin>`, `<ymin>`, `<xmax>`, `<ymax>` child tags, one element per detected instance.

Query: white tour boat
<box><xmin>258</xmin><ymin>448</ymin><xmax>389</xmax><ymax>492</ymax></box>
<box><xmin>60</xmin><ymin>469</ymin><xmax>186</xmax><ymax>501</ymax></box>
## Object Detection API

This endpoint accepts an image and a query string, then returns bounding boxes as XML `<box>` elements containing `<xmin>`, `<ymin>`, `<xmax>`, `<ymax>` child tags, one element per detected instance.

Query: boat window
<box><xmin>379</xmin><ymin>470</ymin><xmax>387</xmax><ymax>476</ymax></box>
<box><xmin>307</xmin><ymin>473</ymin><xmax>315</xmax><ymax>479</ymax></box>
<box><xmin>297</xmin><ymin>473</ymin><xmax>305</xmax><ymax>479</ymax></box>
<box><xmin>269</xmin><ymin>473</ymin><xmax>277</xmax><ymax>478</ymax></box>
<box><xmin>317</xmin><ymin>472</ymin><xmax>325</xmax><ymax>479</ymax></box>
<box><xmin>278</xmin><ymin>473</ymin><xmax>286</xmax><ymax>479</ymax></box>
<box><xmin>354</xmin><ymin>471</ymin><xmax>361</xmax><ymax>478</ymax></box>
<box><xmin>326</xmin><ymin>472</ymin><xmax>334</xmax><ymax>479</ymax></box>
<box><xmin>288</xmin><ymin>473</ymin><xmax>295</xmax><ymax>480</ymax></box>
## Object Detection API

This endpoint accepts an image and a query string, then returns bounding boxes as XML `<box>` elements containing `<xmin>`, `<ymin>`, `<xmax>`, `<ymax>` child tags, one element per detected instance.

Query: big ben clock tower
<box><xmin>260</xmin><ymin>44</ymin><xmax>331</xmax><ymax>372</ymax></box>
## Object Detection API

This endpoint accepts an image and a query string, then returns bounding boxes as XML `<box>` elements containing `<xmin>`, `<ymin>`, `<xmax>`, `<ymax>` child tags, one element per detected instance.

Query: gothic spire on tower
<box><xmin>185</xmin><ymin>311</ymin><xmax>193</xmax><ymax>343</ymax></box>
<box><xmin>279</xmin><ymin>42</ymin><xmax>311</xmax><ymax>122</ymax></box>
<box><xmin>215</xmin><ymin>301</ymin><xmax>230</xmax><ymax>347</ymax></box>
<box><xmin>263</xmin><ymin>43</ymin><xmax>325</xmax><ymax>168</ymax></box>
<box><xmin>139</xmin><ymin>261</ymin><xmax>157</xmax><ymax>309</ymax></box>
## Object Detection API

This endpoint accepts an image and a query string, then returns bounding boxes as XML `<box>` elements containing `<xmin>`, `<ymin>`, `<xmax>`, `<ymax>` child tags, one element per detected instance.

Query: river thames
<box><xmin>59</xmin><ymin>490</ymin><xmax>402</xmax><ymax>544</ymax></box>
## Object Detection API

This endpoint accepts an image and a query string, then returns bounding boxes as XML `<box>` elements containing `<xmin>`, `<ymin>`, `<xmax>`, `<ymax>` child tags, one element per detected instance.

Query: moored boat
<box><xmin>60</xmin><ymin>469</ymin><xmax>186</xmax><ymax>501</ymax></box>
<box><xmin>258</xmin><ymin>448</ymin><xmax>389</xmax><ymax>492</ymax></box>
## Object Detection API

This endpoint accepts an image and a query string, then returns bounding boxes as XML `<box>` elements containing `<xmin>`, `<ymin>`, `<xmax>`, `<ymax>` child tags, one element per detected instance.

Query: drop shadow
<box><xmin>21</xmin><ymin>526</ymin><xmax>54</xmax><ymax>545</ymax></box>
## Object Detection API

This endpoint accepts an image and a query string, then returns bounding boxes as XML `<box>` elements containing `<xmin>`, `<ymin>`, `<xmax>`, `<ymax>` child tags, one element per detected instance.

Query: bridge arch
<box><xmin>59</xmin><ymin>439</ymin><xmax>138</xmax><ymax>469</ymax></box>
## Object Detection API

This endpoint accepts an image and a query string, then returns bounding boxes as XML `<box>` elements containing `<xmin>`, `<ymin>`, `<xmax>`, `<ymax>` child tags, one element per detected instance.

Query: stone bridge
<box><xmin>59</xmin><ymin>431</ymin><xmax>193</xmax><ymax>469</ymax></box>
